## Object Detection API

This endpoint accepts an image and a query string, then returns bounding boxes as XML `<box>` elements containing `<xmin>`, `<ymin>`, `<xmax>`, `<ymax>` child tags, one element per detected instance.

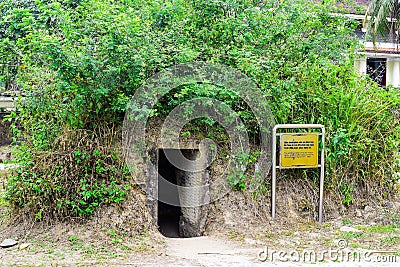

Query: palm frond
<box><xmin>365</xmin><ymin>0</ymin><xmax>400</xmax><ymax>44</ymax></box>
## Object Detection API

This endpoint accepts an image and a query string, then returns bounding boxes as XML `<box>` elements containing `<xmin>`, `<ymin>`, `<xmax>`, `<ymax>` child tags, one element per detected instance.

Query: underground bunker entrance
<box><xmin>157</xmin><ymin>148</ymin><xmax>207</xmax><ymax>238</ymax></box>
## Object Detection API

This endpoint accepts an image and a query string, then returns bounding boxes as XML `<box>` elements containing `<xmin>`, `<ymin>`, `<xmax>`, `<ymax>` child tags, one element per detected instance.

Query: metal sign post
<box><xmin>271</xmin><ymin>124</ymin><xmax>325</xmax><ymax>223</ymax></box>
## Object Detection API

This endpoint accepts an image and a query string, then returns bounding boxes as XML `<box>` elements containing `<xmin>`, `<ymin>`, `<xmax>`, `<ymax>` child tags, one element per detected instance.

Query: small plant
<box><xmin>68</xmin><ymin>235</ymin><xmax>79</xmax><ymax>244</ymax></box>
<box><xmin>381</xmin><ymin>236</ymin><xmax>400</xmax><ymax>245</ymax></box>
<box><xmin>342</xmin><ymin>218</ymin><xmax>352</xmax><ymax>225</ymax></box>
<box><xmin>69</xmin><ymin>235</ymin><xmax>84</xmax><ymax>250</ymax></box>
<box><xmin>107</xmin><ymin>230</ymin><xmax>117</xmax><ymax>237</ymax></box>
<box><xmin>357</xmin><ymin>224</ymin><xmax>399</xmax><ymax>233</ymax></box>
<box><xmin>227</xmin><ymin>151</ymin><xmax>261</xmax><ymax>191</ymax></box>
<box><xmin>227</xmin><ymin>172</ymin><xmax>246</xmax><ymax>191</ymax></box>
<box><xmin>228</xmin><ymin>229</ymin><xmax>239</xmax><ymax>239</ymax></box>
<box><xmin>340</xmin><ymin>183</ymin><xmax>354</xmax><ymax>206</ymax></box>
<box><xmin>339</xmin><ymin>231</ymin><xmax>364</xmax><ymax>239</ymax></box>
<box><xmin>181</xmin><ymin>131</ymin><xmax>191</xmax><ymax>138</ymax></box>
<box><xmin>82</xmin><ymin>245</ymin><xmax>96</xmax><ymax>254</ymax></box>
<box><xmin>111</xmin><ymin>237</ymin><xmax>122</xmax><ymax>245</ymax></box>
<box><xmin>120</xmin><ymin>245</ymin><xmax>131</xmax><ymax>251</ymax></box>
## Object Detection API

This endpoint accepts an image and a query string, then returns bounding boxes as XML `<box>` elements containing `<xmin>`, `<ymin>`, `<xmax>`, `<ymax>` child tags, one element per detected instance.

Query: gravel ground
<box><xmin>1</xmin><ymin>223</ymin><xmax>399</xmax><ymax>266</ymax></box>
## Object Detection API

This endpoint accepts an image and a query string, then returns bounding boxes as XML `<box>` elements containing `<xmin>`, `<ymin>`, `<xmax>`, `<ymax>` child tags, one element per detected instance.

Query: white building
<box><xmin>348</xmin><ymin>8</ymin><xmax>400</xmax><ymax>88</ymax></box>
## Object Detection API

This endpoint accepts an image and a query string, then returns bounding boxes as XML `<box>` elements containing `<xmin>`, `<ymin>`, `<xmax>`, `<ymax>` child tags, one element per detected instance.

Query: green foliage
<box><xmin>227</xmin><ymin>151</ymin><xmax>260</xmax><ymax>191</ymax></box>
<box><xmin>365</xmin><ymin>0</ymin><xmax>400</xmax><ymax>44</ymax></box>
<box><xmin>340</xmin><ymin>183</ymin><xmax>354</xmax><ymax>206</ymax></box>
<box><xmin>381</xmin><ymin>236</ymin><xmax>399</xmax><ymax>245</ymax></box>
<box><xmin>342</xmin><ymin>218</ymin><xmax>353</xmax><ymax>225</ymax></box>
<box><xmin>357</xmin><ymin>224</ymin><xmax>399</xmax><ymax>233</ymax></box>
<box><xmin>339</xmin><ymin>231</ymin><xmax>364</xmax><ymax>240</ymax></box>
<box><xmin>6</xmin><ymin>128</ymin><xmax>130</xmax><ymax>218</ymax></box>
<box><xmin>1</xmin><ymin>0</ymin><xmax>399</xmax><ymax>219</ymax></box>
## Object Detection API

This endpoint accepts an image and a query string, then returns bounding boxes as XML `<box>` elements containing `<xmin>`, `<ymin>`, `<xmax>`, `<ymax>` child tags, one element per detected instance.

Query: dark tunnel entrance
<box><xmin>157</xmin><ymin>149</ymin><xmax>182</xmax><ymax>238</ymax></box>
<box><xmin>157</xmin><ymin>148</ymin><xmax>208</xmax><ymax>238</ymax></box>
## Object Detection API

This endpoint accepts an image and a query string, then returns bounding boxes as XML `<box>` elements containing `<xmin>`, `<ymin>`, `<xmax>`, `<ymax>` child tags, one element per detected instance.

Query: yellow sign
<box><xmin>280</xmin><ymin>133</ymin><xmax>318</xmax><ymax>168</ymax></box>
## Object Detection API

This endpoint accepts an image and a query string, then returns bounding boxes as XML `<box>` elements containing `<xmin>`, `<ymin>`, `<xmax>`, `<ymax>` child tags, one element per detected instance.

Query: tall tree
<box><xmin>365</xmin><ymin>0</ymin><xmax>400</xmax><ymax>44</ymax></box>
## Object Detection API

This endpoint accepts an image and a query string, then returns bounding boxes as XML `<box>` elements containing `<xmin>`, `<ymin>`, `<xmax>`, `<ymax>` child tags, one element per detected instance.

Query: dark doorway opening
<box><xmin>157</xmin><ymin>148</ymin><xmax>207</xmax><ymax>238</ymax></box>
<box><xmin>367</xmin><ymin>57</ymin><xmax>387</xmax><ymax>87</ymax></box>
<box><xmin>157</xmin><ymin>149</ymin><xmax>182</xmax><ymax>238</ymax></box>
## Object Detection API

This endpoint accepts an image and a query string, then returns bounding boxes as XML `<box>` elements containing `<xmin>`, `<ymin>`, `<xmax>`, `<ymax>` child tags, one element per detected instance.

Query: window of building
<box><xmin>367</xmin><ymin>57</ymin><xmax>387</xmax><ymax>87</ymax></box>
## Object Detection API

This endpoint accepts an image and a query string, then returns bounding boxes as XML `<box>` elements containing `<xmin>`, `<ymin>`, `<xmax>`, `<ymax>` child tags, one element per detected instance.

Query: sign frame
<box><xmin>271</xmin><ymin>124</ymin><xmax>325</xmax><ymax>223</ymax></box>
<box><xmin>280</xmin><ymin>133</ymin><xmax>319</xmax><ymax>168</ymax></box>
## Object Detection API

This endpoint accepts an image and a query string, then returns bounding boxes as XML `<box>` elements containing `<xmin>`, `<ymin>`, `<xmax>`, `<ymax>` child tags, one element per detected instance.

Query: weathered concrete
<box><xmin>176</xmin><ymin>149</ymin><xmax>209</xmax><ymax>237</ymax></box>
<box><xmin>0</xmin><ymin>96</ymin><xmax>15</xmax><ymax>110</ymax></box>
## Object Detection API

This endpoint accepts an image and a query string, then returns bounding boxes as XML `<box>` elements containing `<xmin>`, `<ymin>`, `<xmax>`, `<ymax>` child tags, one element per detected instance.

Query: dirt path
<box><xmin>164</xmin><ymin>236</ymin><xmax>258</xmax><ymax>266</ymax></box>
<box><xmin>1</xmin><ymin>234</ymin><xmax>400</xmax><ymax>266</ymax></box>
<box><xmin>160</xmin><ymin>236</ymin><xmax>400</xmax><ymax>267</ymax></box>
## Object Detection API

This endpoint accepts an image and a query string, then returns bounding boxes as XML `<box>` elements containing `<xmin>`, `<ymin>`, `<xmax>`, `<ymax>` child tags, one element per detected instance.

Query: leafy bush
<box><xmin>6</xmin><ymin>127</ymin><xmax>130</xmax><ymax>218</ymax></box>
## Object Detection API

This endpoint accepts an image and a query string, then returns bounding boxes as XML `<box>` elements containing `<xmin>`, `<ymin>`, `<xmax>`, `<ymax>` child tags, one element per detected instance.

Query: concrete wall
<box><xmin>355</xmin><ymin>53</ymin><xmax>400</xmax><ymax>88</ymax></box>
<box><xmin>176</xmin><ymin>149</ymin><xmax>209</xmax><ymax>237</ymax></box>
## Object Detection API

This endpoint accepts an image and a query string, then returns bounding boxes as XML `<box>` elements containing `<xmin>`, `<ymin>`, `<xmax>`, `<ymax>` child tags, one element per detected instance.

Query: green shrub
<box><xmin>6</xmin><ymin>128</ymin><xmax>130</xmax><ymax>218</ymax></box>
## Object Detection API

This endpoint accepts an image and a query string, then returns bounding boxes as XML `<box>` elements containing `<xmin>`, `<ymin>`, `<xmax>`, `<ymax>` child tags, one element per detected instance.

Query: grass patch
<box><xmin>0</xmin><ymin>194</ymin><xmax>8</xmax><ymax>208</ymax></box>
<box><xmin>381</xmin><ymin>236</ymin><xmax>400</xmax><ymax>245</ymax></box>
<box><xmin>339</xmin><ymin>231</ymin><xmax>364</xmax><ymax>239</ymax></box>
<box><xmin>356</xmin><ymin>224</ymin><xmax>399</xmax><ymax>233</ymax></box>
<box><xmin>68</xmin><ymin>235</ymin><xmax>84</xmax><ymax>251</ymax></box>
<box><xmin>342</xmin><ymin>218</ymin><xmax>353</xmax><ymax>225</ymax></box>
